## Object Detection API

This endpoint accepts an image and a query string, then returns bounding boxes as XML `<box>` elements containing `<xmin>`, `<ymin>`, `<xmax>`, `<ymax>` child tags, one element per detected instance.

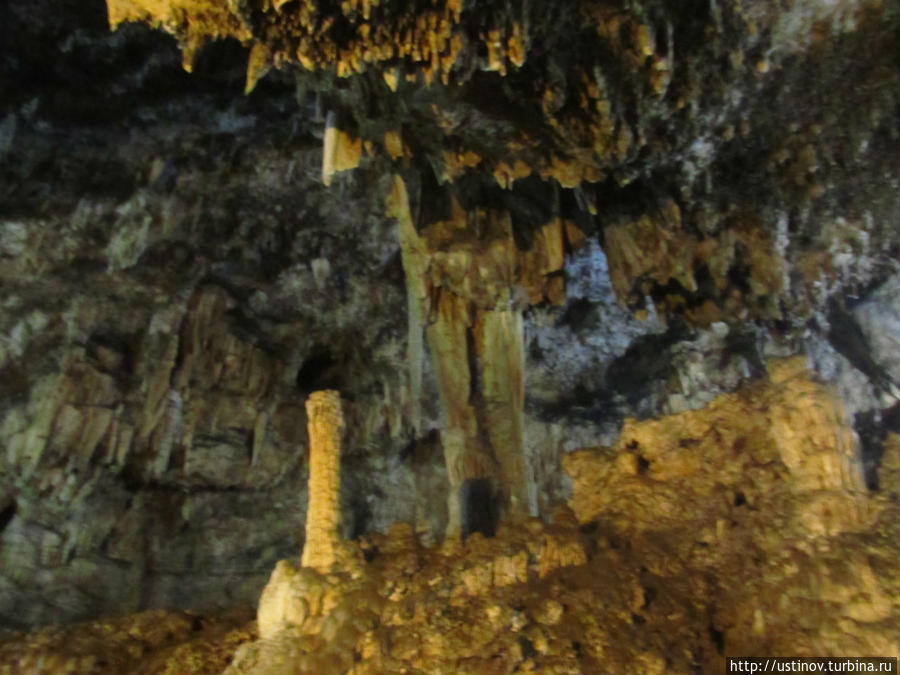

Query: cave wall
<box><xmin>1</xmin><ymin>0</ymin><xmax>899</xmax><ymax>628</ymax></box>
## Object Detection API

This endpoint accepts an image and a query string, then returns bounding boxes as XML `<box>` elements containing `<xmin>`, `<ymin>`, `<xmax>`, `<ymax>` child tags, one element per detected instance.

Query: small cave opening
<box><xmin>295</xmin><ymin>347</ymin><xmax>340</xmax><ymax>393</ymax></box>
<box><xmin>0</xmin><ymin>498</ymin><xmax>18</xmax><ymax>534</ymax></box>
<box><xmin>460</xmin><ymin>478</ymin><xmax>497</xmax><ymax>540</ymax></box>
<box><xmin>519</xmin><ymin>637</ymin><xmax>537</xmax><ymax>660</ymax></box>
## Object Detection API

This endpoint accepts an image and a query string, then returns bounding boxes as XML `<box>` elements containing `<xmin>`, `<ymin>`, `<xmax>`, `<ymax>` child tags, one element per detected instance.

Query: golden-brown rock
<box><xmin>301</xmin><ymin>390</ymin><xmax>344</xmax><ymax>571</ymax></box>
<box><xmin>389</xmin><ymin>176</ymin><xmax>569</xmax><ymax>532</ymax></box>
<box><xmin>6</xmin><ymin>362</ymin><xmax>900</xmax><ymax>673</ymax></box>
<box><xmin>0</xmin><ymin>608</ymin><xmax>255</xmax><ymax>675</ymax></box>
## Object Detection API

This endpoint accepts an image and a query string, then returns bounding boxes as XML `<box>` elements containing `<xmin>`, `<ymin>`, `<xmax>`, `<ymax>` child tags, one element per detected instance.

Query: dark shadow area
<box><xmin>0</xmin><ymin>498</ymin><xmax>17</xmax><ymax>534</ymax></box>
<box><xmin>606</xmin><ymin>323</ymin><xmax>690</xmax><ymax>408</ymax></box>
<box><xmin>348</xmin><ymin>494</ymin><xmax>372</xmax><ymax>540</ymax></box>
<box><xmin>828</xmin><ymin>297</ymin><xmax>895</xmax><ymax>395</ymax></box>
<box><xmin>856</xmin><ymin>410</ymin><xmax>887</xmax><ymax>491</ymax></box>
<box><xmin>460</xmin><ymin>477</ymin><xmax>497</xmax><ymax>540</ymax></box>
<box><xmin>295</xmin><ymin>347</ymin><xmax>340</xmax><ymax>393</ymax></box>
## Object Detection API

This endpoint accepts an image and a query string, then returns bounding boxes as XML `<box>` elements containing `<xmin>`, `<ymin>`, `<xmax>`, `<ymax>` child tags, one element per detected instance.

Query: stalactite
<box><xmin>386</xmin><ymin>175</ymin><xmax>568</xmax><ymax>535</ymax></box>
<box><xmin>475</xmin><ymin>308</ymin><xmax>529</xmax><ymax>516</ymax></box>
<box><xmin>321</xmin><ymin>111</ymin><xmax>362</xmax><ymax>187</ymax></box>
<box><xmin>386</xmin><ymin>176</ymin><xmax>428</xmax><ymax>435</ymax></box>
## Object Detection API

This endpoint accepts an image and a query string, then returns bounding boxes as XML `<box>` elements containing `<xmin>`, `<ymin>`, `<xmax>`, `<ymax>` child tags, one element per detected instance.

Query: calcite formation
<box><xmin>195</xmin><ymin>363</ymin><xmax>900</xmax><ymax>672</ymax></box>
<box><xmin>564</xmin><ymin>357</ymin><xmax>871</xmax><ymax>537</ymax></box>
<box><xmin>300</xmin><ymin>390</ymin><xmax>344</xmax><ymax>572</ymax></box>
<box><xmin>2</xmin><ymin>363</ymin><xmax>899</xmax><ymax>672</ymax></box>
<box><xmin>321</xmin><ymin>113</ymin><xmax>363</xmax><ymax>187</ymax></box>
<box><xmin>3</xmin><ymin>0</ymin><xmax>900</xmax><ymax>670</ymax></box>
<box><xmin>603</xmin><ymin>201</ymin><xmax>786</xmax><ymax>322</ymax></box>
<box><xmin>387</xmin><ymin>175</ymin><xmax>570</xmax><ymax>534</ymax></box>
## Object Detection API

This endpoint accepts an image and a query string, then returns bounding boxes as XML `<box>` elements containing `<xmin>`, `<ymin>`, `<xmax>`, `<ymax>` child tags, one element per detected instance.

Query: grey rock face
<box><xmin>853</xmin><ymin>273</ymin><xmax>900</xmax><ymax>393</ymax></box>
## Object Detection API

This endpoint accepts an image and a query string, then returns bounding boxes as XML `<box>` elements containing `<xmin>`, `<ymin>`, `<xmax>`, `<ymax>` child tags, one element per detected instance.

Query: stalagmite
<box><xmin>301</xmin><ymin>390</ymin><xmax>344</xmax><ymax>571</ymax></box>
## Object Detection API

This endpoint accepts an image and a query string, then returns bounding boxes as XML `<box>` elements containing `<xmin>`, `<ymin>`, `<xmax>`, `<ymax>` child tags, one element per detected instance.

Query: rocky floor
<box><xmin>0</xmin><ymin>607</ymin><xmax>256</xmax><ymax>675</ymax></box>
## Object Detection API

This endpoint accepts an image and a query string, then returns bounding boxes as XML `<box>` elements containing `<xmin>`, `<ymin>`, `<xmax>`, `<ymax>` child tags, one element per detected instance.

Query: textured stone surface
<box><xmin>220</xmin><ymin>366</ymin><xmax>897</xmax><ymax>672</ymax></box>
<box><xmin>301</xmin><ymin>390</ymin><xmax>343</xmax><ymax>571</ymax></box>
<box><xmin>2</xmin><ymin>0</ymin><xmax>900</xmax><ymax>644</ymax></box>
<box><xmin>2</xmin><ymin>365</ymin><xmax>899</xmax><ymax>672</ymax></box>
<box><xmin>0</xmin><ymin>607</ymin><xmax>255</xmax><ymax>675</ymax></box>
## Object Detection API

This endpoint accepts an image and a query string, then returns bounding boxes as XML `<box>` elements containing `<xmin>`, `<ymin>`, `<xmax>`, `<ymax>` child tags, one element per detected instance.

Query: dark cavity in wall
<box><xmin>296</xmin><ymin>346</ymin><xmax>339</xmax><ymax>393</ymax></box>
<box><xmin>0</xmin><ymin>498</ymin><xmax>17</xmax><ymax>534</ymax></box>
<box><xmin>460</xmin><ymin>478</ymin><xmax>497</xmax><ymax>540</ymax></box>
<box><xmin>606</xmin><ymin>322</ymin><xmax>690</xmax><ymax>409</ymax></box>
<box><xmin>856</xmin><ymin>410</ymin><xmax>887</xmax><ymax>491</ymax></box>
<box><xmin>347</xmin><ymin>493</ymin><xmax>372</xmax><ymax>540</ymax></box>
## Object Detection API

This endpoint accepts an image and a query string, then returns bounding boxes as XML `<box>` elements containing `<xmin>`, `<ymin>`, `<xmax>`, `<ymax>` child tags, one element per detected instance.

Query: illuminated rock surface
<box><xmin>300</xmin><ymin>390</ymin><xmax>344</xmax><ymax>572</ymax></box>
<box><xmin>3</xmin><ymin>365</ymin><xmax>898</xmax><ymax>673</ymax></box>
<box><xmin>1</xmin><ymin>0</ymin><xmax>900</xmax><ymax>670</ymax></box>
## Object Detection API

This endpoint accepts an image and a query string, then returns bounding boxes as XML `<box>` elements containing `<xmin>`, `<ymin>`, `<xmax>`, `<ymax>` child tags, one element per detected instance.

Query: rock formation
<box><xmin>300</xmin><ymin>390</ymin><xmax>344</xmax><ymax>571</ymax></box>
<box><xmin>388</xmin><ymin>174</ymin><xmax>557</xmax><ymax>536</ymax></box>
<box><xmin>1</xmin><ymin>0</ymin><xmax>900</xmax><ymax>671</ymax></box>
<box><xmin>4</xmin><ymin>363</ymin><xmax>897</xmax><ymax>672</ymax></box>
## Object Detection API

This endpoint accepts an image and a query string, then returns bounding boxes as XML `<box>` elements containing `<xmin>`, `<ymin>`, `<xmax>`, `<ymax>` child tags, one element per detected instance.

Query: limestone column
<box><xmin>427</xmin><ymin>292</ymin><xmax>483</xmax><ymax>536</ymax></box>
<box><xmin>475</xmin><ymin>308</ymin><xmax>531</xmax><ymax>518</ymax></box>
<box><xmin>301</xmin><ymin>390</ymin><xmax>344</xmax><ymax>571</ymax></box>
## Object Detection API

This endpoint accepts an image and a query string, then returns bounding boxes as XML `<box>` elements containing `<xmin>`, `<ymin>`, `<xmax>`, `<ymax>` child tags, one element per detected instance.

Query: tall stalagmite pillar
<box><xmin>301</xmin><ymin>390</ymin><xmax>344</xmax><ymax>571</ymax></box>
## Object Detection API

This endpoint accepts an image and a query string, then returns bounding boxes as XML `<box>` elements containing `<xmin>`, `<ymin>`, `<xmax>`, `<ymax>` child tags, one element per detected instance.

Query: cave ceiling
<box><xmin>97</xmin><ymin>0</ymin><xmax>900</xmax><ymax>320</ymax></box>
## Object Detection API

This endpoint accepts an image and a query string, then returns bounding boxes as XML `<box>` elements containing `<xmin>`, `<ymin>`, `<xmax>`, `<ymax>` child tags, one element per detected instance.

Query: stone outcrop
<box><xmin>564</xmin><ymin>357</ymin><xmax>871</xmax><ymax>538</ymax></box>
